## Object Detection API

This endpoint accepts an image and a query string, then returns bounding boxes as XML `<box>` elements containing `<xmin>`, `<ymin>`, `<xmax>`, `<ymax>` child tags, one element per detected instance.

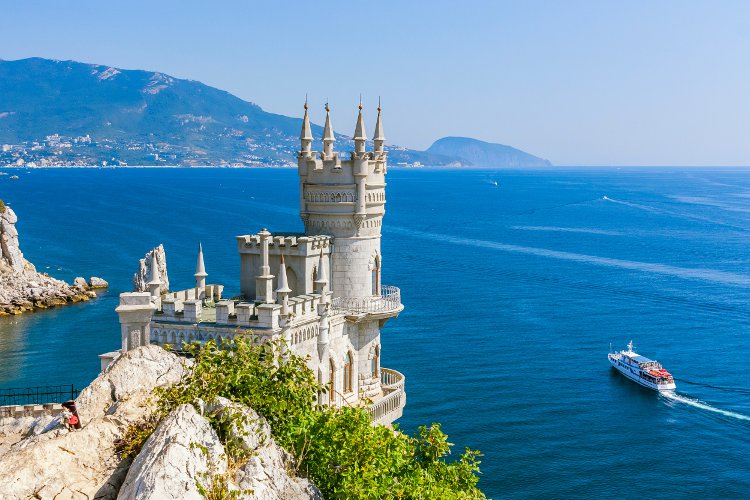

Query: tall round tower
<box><xmin>298</xmin><ymin>100</ymin><xmax>388</xmax><ymax>300</ymax></box>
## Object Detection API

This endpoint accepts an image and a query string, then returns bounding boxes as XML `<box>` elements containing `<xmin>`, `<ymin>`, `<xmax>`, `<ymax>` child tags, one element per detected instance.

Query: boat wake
<box><xmin>661</xmin><ymin>391</ymin><xmax>750</xmax><ymax>422</ymax></box>
<box><xmin>678</xmin><ymin>379</ymin><xmax>750</xmax><ymax>396</ymax></box>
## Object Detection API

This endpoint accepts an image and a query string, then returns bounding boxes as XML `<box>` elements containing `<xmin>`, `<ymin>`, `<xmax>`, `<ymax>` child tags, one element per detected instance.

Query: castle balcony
<box><xmin>368</xmin><ymin>367</ymin><xmax>405</xmax><ymax>426</ymax></box>
<box><xmin>331</xmin><ymin>285</ymin><xmax>403</xmax><ymax>321</ymax></box>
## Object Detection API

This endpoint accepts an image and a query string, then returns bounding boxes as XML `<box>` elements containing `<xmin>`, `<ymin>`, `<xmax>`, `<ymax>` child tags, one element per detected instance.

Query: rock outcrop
<box><xmin>0</xmin><ymin>345</ymin><xmax>190</xmax><ymax>499</ymax></box>
<box><xmin>118</xmin><ymin>404</ymin><xmax>226</xmax><ymax>500</ymax></box>
<box><xmin>89</xmin><ymin>276</ymin><xmax>109</xmax><ymax>289</ymax></box>
<box><xmin>133</xmin><ymin>245</ymin><xmax>169</xmax><ymax>294</ymax></box>
<box><xmin>0</xmin><ymin>204</ymin><xmax>106</xmax><ymax>315</ymax></box>
<box><xmin>0</xmin><ymin>345</ymin><xmax>321</xmax><ymax>499</ymax></box>
<box><xmin>0</xmin><ymin>206</ymin><xmax>33</xmax><ymax>274</ymax></box>
<box><xmin>207</xmin><ymin>397</ymin><xmax>321</xmax><ymax>499</ymax></box>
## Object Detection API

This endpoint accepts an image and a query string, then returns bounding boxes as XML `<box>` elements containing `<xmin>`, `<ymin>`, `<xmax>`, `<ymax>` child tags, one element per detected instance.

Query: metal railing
<box><xmin>0</xmin><ymin>384</ymin><xmax>78</xmax><ymax>406</ymax></box>
<box><xmin>331</xmin><ymin>285</ymin><xmax>402</xmax><ymax>315</ymax></box>
<box><xmin>368</xmin><ymin>367</ymin><xmax>405</xmax><ymax>425</ymax></box>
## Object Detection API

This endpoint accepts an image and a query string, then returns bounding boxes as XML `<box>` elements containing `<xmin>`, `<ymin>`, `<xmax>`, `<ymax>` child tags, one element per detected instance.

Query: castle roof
<box><xmin>194</xmin><ymin>243</ymin><xmax>207</xmax><ymax>278</ymax></box>
<box><xmin>147</xmin><ymin>252</ymin><xmax>161</xmax><ymax>286</ymax></box>
<box><xmin>300</xmin><ymin>98</ymin><xmax>312</xmax><ymax>141</ymax></box>
<box><xmin>323</xmin><ymin>103</ymin><xmax>335</xmax><ymax>142</ymax></box>
<box><xmin>354</xmin><ymin>100</ymin><xmax>367</xmax><ymax>141</ymax></box>
<box><xmin>373</xmin><ymin>99</ymin><xmax>385</xmax><ymax>142</ymax></box>
<box><xmin>275</xmin><ymin>254</ymin><xmax>292</xmax><ymax>294</ymax></box>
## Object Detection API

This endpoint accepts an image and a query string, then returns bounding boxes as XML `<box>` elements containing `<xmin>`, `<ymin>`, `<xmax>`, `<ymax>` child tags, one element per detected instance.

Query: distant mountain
<box><xmin>427</xmin><ymin>137</ymin><xmax>551</xmax><ymax>168</ymax></box>
<box><xmin>0</xmin><ymin>58</ymin><xmax>549</xmax><ymax>168</ymax></box>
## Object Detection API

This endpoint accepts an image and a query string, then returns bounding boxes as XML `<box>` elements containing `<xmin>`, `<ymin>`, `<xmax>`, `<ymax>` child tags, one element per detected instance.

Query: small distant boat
<box><xmin>608</xmin><ymin>341</ymin><xmax>676</xmax><ymax>391</ymax></box>
<box><xmin>9</xmin><ymin>175</ymin><xmax>19</xmax><ymax>180</ymax></box>
<box><xmin>491</xmin><ymin>180</ymin><xmax>499</xmax><ymax>187</ymax></box>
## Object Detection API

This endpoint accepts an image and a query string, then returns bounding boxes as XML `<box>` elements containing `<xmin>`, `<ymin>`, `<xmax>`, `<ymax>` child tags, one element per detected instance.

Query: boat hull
<box><xmin>608</xmin><ymin>354</ymin><xmax>676</xmax><ymax>391</ymax></box>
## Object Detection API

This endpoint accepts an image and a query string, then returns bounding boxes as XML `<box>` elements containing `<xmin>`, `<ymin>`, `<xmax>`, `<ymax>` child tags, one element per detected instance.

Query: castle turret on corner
<box><xmin>298</xmin><ymin>99</ymin><xmax>389</xmax><ymax>300</ymax></box>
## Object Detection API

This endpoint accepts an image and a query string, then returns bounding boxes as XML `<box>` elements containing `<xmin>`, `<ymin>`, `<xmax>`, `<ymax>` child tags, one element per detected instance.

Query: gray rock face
<box><xmin>73</xmin><ymin>276</ymin><xmax>88</xmax><ymax>288</ymax></box>
<box><xmin>0</xmin><ymin>345</ymin><xmax>190</xmax><ymax>499</ymax></box>
<box><xmin>133</xmin><ymin>245</ymin><xmax>169</xmax><ymax>294</ymax></box>
<box><xmin>0</xmin><ymin>207</ymin><xmax>31</xmax><ymax>273</ymax></box>
<box><xmin>118</xmin><ymin>404</ymin><xmax>226</xmax><ymax>500</ymax></box>
<box><xmin>0</xmin><ymin>206</ymin><xmax>102</xmax><ymax>314</ymax></box>
<box><xmin>89</xmin><ymin>276</ymin><xmax>109</xmax><ymax>288</ymax></box>
<box><xmin>0</xmin><ymin>345</ymin><xmax>320</xmax><ymax>499</ymax></box>
<box><xmin>208</xmin><ymin>396</ymin><xmax>322</xmax><ymax>500</ymax></box>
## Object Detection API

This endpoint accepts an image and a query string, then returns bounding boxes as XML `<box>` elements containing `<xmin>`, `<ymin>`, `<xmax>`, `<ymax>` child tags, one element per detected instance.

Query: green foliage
<box><xmin>0</xmin><ymin>199</ymin><xmax>5</xmax><ymax>213</ymax></box>
<box><xmin>120</xmin><ymin>335</ymin><xmax>485</xmax><ymax>499</ymax></box>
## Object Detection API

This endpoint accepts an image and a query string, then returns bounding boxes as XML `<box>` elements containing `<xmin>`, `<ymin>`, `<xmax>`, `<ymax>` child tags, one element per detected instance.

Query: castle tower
<box><xmin>298</xmin><ymin>99</ymin><xmax>388</xmax><ymax>300</ymax></box>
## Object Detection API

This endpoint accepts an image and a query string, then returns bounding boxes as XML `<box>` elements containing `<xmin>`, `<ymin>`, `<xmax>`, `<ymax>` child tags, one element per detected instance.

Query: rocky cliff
<box><xmin>0</xmin><ymin>203</ymin><xmax>105</xmax><ymax>315</ymax></box>
<box><xmin>0</xmin><ymin>345</ymin><xmax>320</xmax><ymax>499</ymax></box>
<box><xmin>133</xmin><ymin>244</ymin><xmax>169</xmax><ymax>294</ymax></box>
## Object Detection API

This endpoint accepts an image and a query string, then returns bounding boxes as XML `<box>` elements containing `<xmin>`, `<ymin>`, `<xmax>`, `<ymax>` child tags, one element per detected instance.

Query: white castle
<box><xmin>105</xmin><ymin>100</ymin><xmax>406</xmax><ymax>426</ymax></box>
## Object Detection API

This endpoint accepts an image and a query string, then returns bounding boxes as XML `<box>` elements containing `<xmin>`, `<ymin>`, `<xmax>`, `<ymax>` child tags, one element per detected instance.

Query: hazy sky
<box><xmin>1</xmin><ymin>1</ymin><xmax>748</xmax><ymax>165</ymax></box>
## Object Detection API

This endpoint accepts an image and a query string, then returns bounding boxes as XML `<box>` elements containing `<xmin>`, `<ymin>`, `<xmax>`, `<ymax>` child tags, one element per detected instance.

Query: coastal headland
<box><xmin>0</xmin><ymin>200</ymin><xmax>106</xmax><ymax>315</ymax></box>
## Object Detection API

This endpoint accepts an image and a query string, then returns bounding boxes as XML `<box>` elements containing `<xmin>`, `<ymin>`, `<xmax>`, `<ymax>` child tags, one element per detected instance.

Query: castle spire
<box><xmin>195</xmin><ymin>243</ymin><xmax>207</xmax><ymax>278</ymax></box>
<box><xmin>147</xmin><ymin>251</ymin><xmax>162</xmax><ymax>302</ymax></box>
<box><xmin>314</xmin><ymin>248</ymin><xmax>329</xmax><ymax>298</ymax></box>
<box><xmin>323</xmin><ymin>102</ymin><xmax>335</xmax><ymax>158</ymax></box>
<box><xmin>353</xmin><ymin>97</ymin><xmax>367</xmax><ymax>155</ymax></box>
<box><xmin>373</xmin><ymin>97</ymin><xmax>385</xmax><ymax>154</ymax></box>
<box><xmin>275</xmin><ymin>254</ymin><xmax>292</xmax><ymax>294</ymax></box>
<box><xmin>300</xmin><ymin>96</ymin><xmax>313</xmax><ymax>155</ymax></box>
<box><xmin>147</xmin><ymin>252</ymin><xmax>161</xmax><ymax>286</ymax></box>
<box><xmin>194</xmin><ymin>243</ymin><xmax>207</xmax><ymax>301</ymax></box>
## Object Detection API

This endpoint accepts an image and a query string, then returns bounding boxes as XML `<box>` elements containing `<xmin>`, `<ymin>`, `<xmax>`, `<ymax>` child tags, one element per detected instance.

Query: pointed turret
<box><xmin>147</xmin><ymin>252</ymin><xmax>161</xmax><ymax>286</ymax></box>
<box><xmin>323</xmin><ymin>102</ymin><xmax>335</xmax><ymax>158</ymax></box>
<box><xmin>300</xmin><ymin>96</ymin><xmax>312</xmax><ymax>155</ymax></box>
<box><xmin>276</xmin><ymin>254</ymin><xmax>292</xmax><ymax>316</ymax></box>
<box><xmin>195</xmin><ymin>243</ymin><xmax>207</xmax><ymax>300</ymax></box>
<box><xmin>314</xmin><ymin>248</ymin><xmax>329</xmax><ymax>298</ymax></box>
<box><xmin>147</xmin><ymin>252</ymin><xmax>161</xmax><ymax>300</ymax></box>
<box><xmin>195</xmin><ymin>243</ymin><xmax>207</xmax><ymax>278</ymax></box>
<box><xmin>276</xmin><ymin>254</ymin><xmax>292</xmax><ymax>294</ymax></box>
<box><xmin>373</xmin><ymin>98</ymin><xmax>385</xmax><ymax>155</ymax></box>
<box><xmin>353</xmin><ymin>97</ymin><xmax>367</xmax><ymax>154</ymax></box>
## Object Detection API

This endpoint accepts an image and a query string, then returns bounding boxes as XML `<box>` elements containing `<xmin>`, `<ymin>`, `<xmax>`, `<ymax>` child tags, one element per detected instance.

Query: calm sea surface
<box><xmin>1</xmin><ymin>167</ymin><xmax>749</xmax><ymax>498</ymax></box>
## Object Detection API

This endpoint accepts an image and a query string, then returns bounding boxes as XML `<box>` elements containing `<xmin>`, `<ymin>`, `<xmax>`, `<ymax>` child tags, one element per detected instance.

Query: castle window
<box><xmin>372</xmin><ymin>345</ymin><xmax>379</xmax><ymax>378</ymax></box>
<box><xmin>344</xmin><ymin>352</ymin><xmax>353</xmax><ymax>393</ymax></box>
<box><xmin>372</xmin><ymin>255</ymin><xmax>381</xmax><ymax>296</ymax></box>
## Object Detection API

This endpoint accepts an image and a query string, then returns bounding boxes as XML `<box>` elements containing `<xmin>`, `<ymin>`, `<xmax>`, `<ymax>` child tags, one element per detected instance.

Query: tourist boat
<box><xmin>608</xmin><ymin>341</ymin><xmax>676</xmax><ymax>391</ymax></box>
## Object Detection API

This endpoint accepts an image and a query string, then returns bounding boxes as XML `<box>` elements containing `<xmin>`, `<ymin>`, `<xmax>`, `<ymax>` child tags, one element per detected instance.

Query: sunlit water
<box><xmin>1</xmin><ymin>167</ymin><xmax>749</xmax><ymax>498</ymax></box>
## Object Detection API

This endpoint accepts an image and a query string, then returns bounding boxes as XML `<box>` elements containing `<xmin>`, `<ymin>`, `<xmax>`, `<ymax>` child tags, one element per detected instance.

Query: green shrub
<box><xmin>121</xmin><ymin>336</ymin><xmax>485</xmax><ymax>499</ymax></box>
<box><xmin>0</xmin><ymin>199</ymin><xmax>5</xmax><ymax>213</ymax></box>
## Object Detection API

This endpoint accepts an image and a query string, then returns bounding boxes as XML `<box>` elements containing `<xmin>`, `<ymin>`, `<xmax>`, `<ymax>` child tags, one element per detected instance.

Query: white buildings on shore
<box><xmin>105</xmin><ymin>100</ymin><xmax>405</xmax><ymax>425</ymax></box>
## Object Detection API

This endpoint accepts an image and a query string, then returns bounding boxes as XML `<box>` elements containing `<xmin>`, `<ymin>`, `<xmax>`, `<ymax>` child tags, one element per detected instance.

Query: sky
<box><xmin>1</xmin><ymin>0</ymin><xmax>748</xmax><ymax>166</ymax></box>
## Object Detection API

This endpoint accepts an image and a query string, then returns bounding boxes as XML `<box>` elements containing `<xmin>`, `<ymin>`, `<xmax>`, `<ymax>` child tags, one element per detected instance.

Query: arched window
<box><xmin>372</xmin><ymin>345</ymin><xmax>379</xmax><ymax>378</ymax></box>
<box><xmin>344</xmin><ymin>352</ymin><xmax>354</xmax><ymax>393</ymax></box>
<box><xmin>329</xmin><ymin>358</ymin><xmax>336</xmax><ymax>406</ymax></box>
<box><xmin>372</xmin><ymin>255</ymin><xmax>381</xmax><ymax>296</ymax></box>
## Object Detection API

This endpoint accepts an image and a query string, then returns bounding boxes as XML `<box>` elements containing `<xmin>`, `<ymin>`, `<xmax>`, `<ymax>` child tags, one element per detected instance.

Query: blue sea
<box><xmin>1</xmin><ymin>167</ymin><xmax>749</xmax><ymax>498</ymax></box>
